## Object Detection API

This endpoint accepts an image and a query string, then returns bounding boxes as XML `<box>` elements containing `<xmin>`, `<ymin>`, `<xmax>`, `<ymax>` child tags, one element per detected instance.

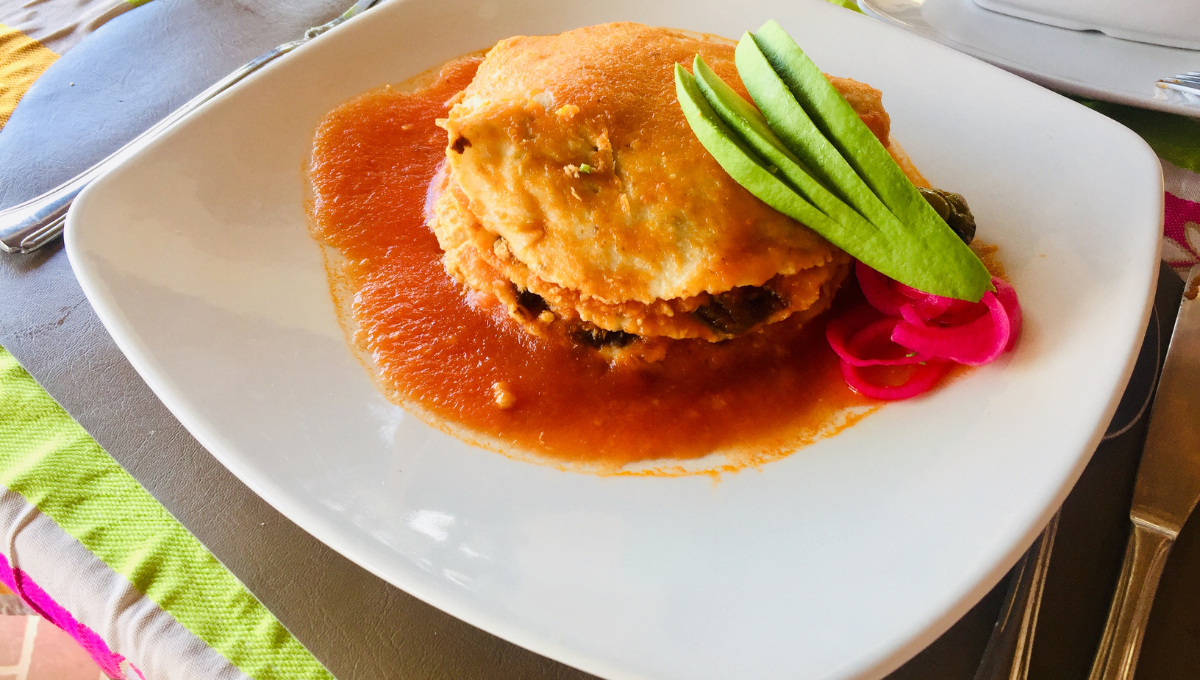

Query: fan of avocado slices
<box><xmin>675</xmin><ymin>20</ymin><xmax>991</xmax><ymax>302</ymax></box>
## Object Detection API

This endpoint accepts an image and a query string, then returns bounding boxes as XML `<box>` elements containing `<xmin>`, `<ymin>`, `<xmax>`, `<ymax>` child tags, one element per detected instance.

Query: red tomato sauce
<box><xmin>307</xmin><ymin>55</ymin><xmax>879</xmax><ymax>474</ymax></box>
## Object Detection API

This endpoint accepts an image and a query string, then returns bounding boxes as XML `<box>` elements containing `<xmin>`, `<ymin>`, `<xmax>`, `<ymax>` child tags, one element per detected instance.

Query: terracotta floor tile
<box><xmin>0</xmin><ymin>614</ymin><xmax>25</xmax><ymax>666</ymax></box>
<box><xmin>25</xmin><ymin>617</ymin><xmax>103</xmax><ymax>680</ymax></box>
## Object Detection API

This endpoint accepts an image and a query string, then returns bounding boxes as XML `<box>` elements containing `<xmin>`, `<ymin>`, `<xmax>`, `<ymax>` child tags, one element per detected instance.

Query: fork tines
<box><xmin>1157</xmin><ymin>72</ymin><xmax>1200</xmax><ymax>96</ymax></box>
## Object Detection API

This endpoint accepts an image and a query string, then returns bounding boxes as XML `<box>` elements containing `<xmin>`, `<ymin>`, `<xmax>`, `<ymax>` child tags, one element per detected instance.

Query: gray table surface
<box><xmin>1</xmin><ymin>1</ymin><xmax>1197</xmax><ymax>678</ymax></box>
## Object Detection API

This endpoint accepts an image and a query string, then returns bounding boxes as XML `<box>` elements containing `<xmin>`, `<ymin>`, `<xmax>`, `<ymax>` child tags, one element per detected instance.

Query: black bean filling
<box><xmin>693</xmin><ymin>285</ymin><xmax>785</xmax><ymax>337</ymax></box>
<box><xmin>516</xmin><ymin>289</ymin><xmax>549</xmax><ymax>315</ymax></box>
<box><xmin>572</xmin><ymin>325</ymin><xmax>638</xmax><ymax>349</ymax></box>
<box><xmin>514</xmin><ymin>288</ymin><xmax>638</xmax><ymax>348</ymax></box>
<box><xmin>519</xmin><ymin>284</ymin><xmax>785</xmax><ymax>347</ymax></box>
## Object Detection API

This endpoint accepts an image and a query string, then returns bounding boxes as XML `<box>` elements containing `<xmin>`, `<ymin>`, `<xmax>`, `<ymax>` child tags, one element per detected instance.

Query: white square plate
<box><xmin>859</xmin><ymin>0</ymin><xmax>1200</xmax><ymax>119</ymax></box>
<box><xmin>66</xmin><ymin>0</ymin><xmax>1162</xmax><ymax>678</ymax></box>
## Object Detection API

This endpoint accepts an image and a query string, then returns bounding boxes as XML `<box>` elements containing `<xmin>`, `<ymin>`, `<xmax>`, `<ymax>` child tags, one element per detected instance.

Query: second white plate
<box><xmin>65</xmin><ymin>0</ymin><xmax>1163</xmax><ymax>678</ymax></box>
<box><xmin>860</xmin><ymin>0</ymin><xmax>1200</xmax><ymax>118</ymax></box>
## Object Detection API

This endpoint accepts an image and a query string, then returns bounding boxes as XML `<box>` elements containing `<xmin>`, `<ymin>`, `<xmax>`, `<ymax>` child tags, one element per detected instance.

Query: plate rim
<box><xmin>63</xmin><ymin>1</ymin><xmax>1166</xmax><ymax>678</ymax></box>
<box><xmin>858</xmin><ymin>0</ymin><xmax>1200</xmax><ymax>119</ymax></box>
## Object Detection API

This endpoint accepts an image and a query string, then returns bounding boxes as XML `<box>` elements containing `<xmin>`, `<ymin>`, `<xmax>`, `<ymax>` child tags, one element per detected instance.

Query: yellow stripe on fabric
<box><xmin>0</xmin><ymin>24</ymin><xmax>58</xmax><ymax>130</ymax></box>
<box><xmin>0</xmin><ymin>347</ymin><xmax>333</xmax><ymax>680</ymax></box>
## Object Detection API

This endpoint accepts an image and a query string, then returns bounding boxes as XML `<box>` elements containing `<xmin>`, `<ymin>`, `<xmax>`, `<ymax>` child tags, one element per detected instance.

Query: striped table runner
<box><xmin>2</xmin><ymin>4</ymin><xmax>332</xmax><ymax>679</ymax></box>
<box><xmin>0</xmin><ymin>347</ymin><xmax>333</xmax><ymax>680</ymax></box>
<box><xmin>0</xmin><ymin>0</ymin><xmax>148</xmax><ymax>127</ymax></box>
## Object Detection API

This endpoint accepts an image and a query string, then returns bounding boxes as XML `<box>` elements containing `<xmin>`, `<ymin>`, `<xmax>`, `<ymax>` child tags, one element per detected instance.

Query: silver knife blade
<box><xmin>1088</xmin><ymin>264</ymin><xmax>1200</xmax><ymax>680</ymax></box>
<box><xmin>1131</xmin><ymin>263</ymin><xmax>1200</xmax><ymax>535</ymax></box>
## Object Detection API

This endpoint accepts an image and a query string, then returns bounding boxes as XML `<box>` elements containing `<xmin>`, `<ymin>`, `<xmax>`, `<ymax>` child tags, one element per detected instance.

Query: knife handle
<box><xmin>1088</xmin><ymin>519</ymin><xmax>1176</xmax><ymax>680</ymax></box>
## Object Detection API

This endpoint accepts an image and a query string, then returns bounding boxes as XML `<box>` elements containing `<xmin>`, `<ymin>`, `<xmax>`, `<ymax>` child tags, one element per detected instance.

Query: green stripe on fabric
<box><xmin>823</xmin><ymin>0</ymin><xmax>866</xmax><ymax>12</ymax></box>
<box><xmin>0</xmin><ymin>347</ymin><xmax>332</xmax><ymax>680</ymax></box>
<box><xmin>1080</xmin><ymin>100</ymin><xmax>1200</xmax><ymax>175</ymax></box>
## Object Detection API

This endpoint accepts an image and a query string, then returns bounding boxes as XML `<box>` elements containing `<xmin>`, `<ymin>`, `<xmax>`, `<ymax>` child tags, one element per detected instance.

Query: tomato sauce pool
<box><xmin>307</xmin><ymin>55</ymin><xmax>879</xmax><ymax>474</ymax></box>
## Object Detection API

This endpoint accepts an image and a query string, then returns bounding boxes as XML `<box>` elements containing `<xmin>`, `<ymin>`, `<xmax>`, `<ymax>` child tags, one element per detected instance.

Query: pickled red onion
<box><xmin>936</xmin><ymin>299</ymin><xmax>988</xmax><ymax>326</ymax></box>
<box><xmin>898</xmin><ymin>303</ymin><xmax>924</xmax><ymax>327</ymax></box>
<box><xmin>858</xmin><ymin>261</ymin><xmax>952</xmax><ymax>321</ymax></box>
<box><xmin>895</xmin><ymin>281</ymin><xmax>954</xmax><ymax>320</ymax></box>
<box><xmin>826</xmin><ymin>307</ymin><xmax>930</xmax><ymax>366</ymax></box>
<box><xmin>992</xmin><ymin>277</ymin><xmax>1023</xmax><ymax>352</ymax></box>
<box><xmin>893</xmin><ymin>281</ymin><xmax>927</xmax><ymax>300</ymax></box>
<box><xmin>826</xmin><ymin>265</ymin><xmax>1022</xmax><ymax>400</ymax></box>
<box><xmin>855</xmin><ymin>261</ymin><xmax>908</xmax><ymax>316</ymax></box>
<box><xmin>892</xmin><ymin>291</ymin><xmax>1010</xmax><ymax>366</ymax></box>
<box><xmin>912</xmin><ymin>295</ymin><xmax>954</xmax><ymax>320</ymax></box>
<box><xmin>840</xmin><ymin>360</ymin><xmax>951</xmax><ymax>400</ymax></box>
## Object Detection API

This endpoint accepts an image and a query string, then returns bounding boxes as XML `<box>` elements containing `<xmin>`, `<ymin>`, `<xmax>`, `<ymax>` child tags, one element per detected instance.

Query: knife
<box><xmin>1088</xmin><ymin>263</ymin><xmax>1200</xmax><ymax>680</ymax></box>
<box><xmin>0</xmin><ymin>0</ymin><xmax>383</xmax><ymax>254</ymax></box>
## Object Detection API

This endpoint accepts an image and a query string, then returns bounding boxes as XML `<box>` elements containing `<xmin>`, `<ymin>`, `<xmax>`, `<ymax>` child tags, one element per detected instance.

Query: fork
<box><xmin>0</xmin><ymin>0</ymin><xmax>382</xmax><ymax>254</ymax></box>
<box><xmin>1156</xmin><ymin>72</ymin><xmax>1200</xmax><ymax>97</ymax></box>
<box><xmin>973</xmin><ymin>511</ymin><xmax>1061</xmax><ymax>680</ymax></box>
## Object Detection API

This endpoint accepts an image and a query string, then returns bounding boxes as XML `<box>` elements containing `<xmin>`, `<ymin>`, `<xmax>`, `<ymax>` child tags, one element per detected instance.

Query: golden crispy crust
<box><xmin>431</xmin><ymin>168</ymin><xmax>852</xmax><ymax>342</ymax></box>
<box><xmin>441</xmin><ymin>23</ymin><xmax>841</xmax><ymax>305</ymax></box>
<box><xmin>827</xmin><ymin>76</ymin><xmax>890</xmax><ymax>145</ymax></box>
<box><xmin>431</xmin><ymin>23</ymin><xmax>904</xmax><ymax>349</ymax></box>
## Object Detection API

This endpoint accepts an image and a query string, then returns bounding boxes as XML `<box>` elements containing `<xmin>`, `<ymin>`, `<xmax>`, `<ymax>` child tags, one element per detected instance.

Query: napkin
<box><xmin>1079</xmin><ymin>101</ymin><xmax>1200</xmax><ymax>275</ymax></box>
<box><xmin>0</xmin><ymin>347</ymin><xmax>332</xmax><ymax>679</ymax></box>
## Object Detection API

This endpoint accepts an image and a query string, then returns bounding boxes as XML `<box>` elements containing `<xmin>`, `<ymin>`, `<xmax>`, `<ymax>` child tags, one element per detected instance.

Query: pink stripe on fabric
<box><xmin>0</xmin><ymin>552</ymin><xmax>141</xmax><ymax>679</ymax></box>
<box><xmin>1164</xmin><ymin>192</ymin><xmax>1200</xmax><ymax>264</ymax></box>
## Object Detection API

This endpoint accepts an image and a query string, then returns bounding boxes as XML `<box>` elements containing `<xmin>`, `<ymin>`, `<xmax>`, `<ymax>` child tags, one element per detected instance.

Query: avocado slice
<box><xmin>748</xmin><ymin>20</ymin><xmax>991</xmax><ymax>301</ymax></box>
<box><xmin>674</xmin><ymin>65</ymin><xmax>853</xmax><ymax>246</ymax></box>
<box><xmin>732</xmin><ymin>34</ymin><xmax>959</xmax><ymax>292</ymax></box>
<box><xmin>692</xmin><ymin>56</ymin><xmax>868</xmax><ymax>234</ymax></box>
<box><xmin>681</xmin><ymin>60</ymin><xmax>940</xmax><ymax>285</ymax></box>
<box><xmin>689</xmin><ymin>57</ymin><xmax>908</xmax><ymax>283</ymax></box>
<box><xmin>734</xmin><ymin>36</ymin><xmax>905</xmax><ymax>242</ymax></box>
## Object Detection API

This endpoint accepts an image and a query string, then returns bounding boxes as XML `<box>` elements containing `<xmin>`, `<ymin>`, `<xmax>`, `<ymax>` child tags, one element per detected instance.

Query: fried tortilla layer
<box><xmin>432</xmin><ymin>172</ymin><xmax>851</xmax><ymax>342</ymax></box>
<box><xmin>432</xmin><ymin>22</ymin><xmax>893</xmax><ymax>344</ymax></box>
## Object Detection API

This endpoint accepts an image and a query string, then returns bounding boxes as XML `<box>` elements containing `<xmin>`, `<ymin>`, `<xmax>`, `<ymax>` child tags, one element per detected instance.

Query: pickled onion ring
<box><xmin>826</xmin><ymin>266</ymin><xmax>1022</xmax><ymax>400</ymax></box>
<box><xmin>840</xmin><ymin>360</ymin><xmax>951</xmax><ymax>400</ymax></box>
<box><xmin>859</xmin><ymin>262</ymin><xmax>953</xmax><ymax>320</ymax></box>
<box><xmin>992</xmin><ymin>277</ymin><xmax>1023</xmax><ymax>352</ymax></box>
<box><xmin>826</xmin><ymin>309</ymin><xmax>930</xmax><ymax>366</ymax></box>
<box><xmin>893</xmin><ymin>281</ymin><xmax>926</xmax><ymax>300</ymax></box>
<box><xmin>898</xmin><ymin>303</ymin><xmax>925</xmax><ymax>327</ymax></box>
<box><xmin>935</xmin><ymin>298</ymin><xmax>986</xmax><ymax>326</ymax></box>
<box><xmin>856</xmin><ymin>261</ymin><xmax>909</xmax><ymax>316</ymax></box>
<box><xmin>892</xmin><ymin>291</ymin><xmax>1010</xmax><ymax>366</ymax></box>
<box><xmin>825</xmin><ymin>305</ymin><xmax>880</xmax><ymax>365</ymax></box>
<box><xmin>894</xmin><ymin>282</ymin><xmax>951</xmax><ymax>317</ymax></box>
<box><xmin>913</xmin><ymin>295</ymin><xmax>954</xmax><ymax>320</ymax></box>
